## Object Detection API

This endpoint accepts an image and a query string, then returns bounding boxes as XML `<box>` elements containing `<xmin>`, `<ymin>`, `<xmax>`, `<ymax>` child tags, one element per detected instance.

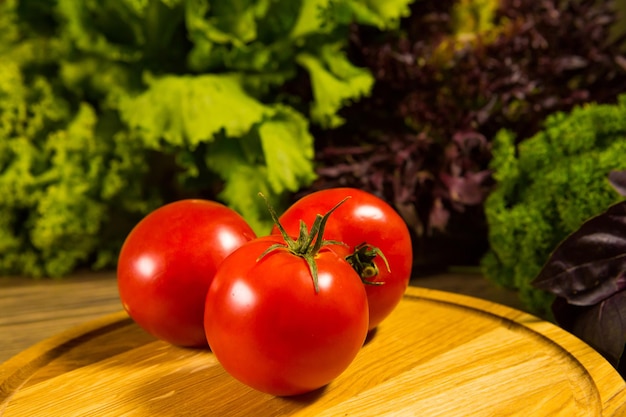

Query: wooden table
<box><xmin>1</xmin><ymin>286</ymin><xmax>624</xmax><ymax>416</ymax></box>
<box><xmin>0</xmin><ymin>271</ymin><xmax>525</xmax><ymax>363</ymax></box>
<box><xmin>0</xmin><ymin>272</ymin><xmax>123</xmax><ymax>362</ymax></box>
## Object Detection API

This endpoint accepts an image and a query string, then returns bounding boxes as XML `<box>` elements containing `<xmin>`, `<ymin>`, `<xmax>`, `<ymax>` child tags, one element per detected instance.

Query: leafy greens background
<box><xmin>0</xmin><ymin>0</ymin><xmax>412</xmax><ymax>277</ymax></box>
<box><xmin>302</xmin><ymin>0</ymin><xmax>626</xmax><ymax>272</ymax></box>
<box><xmin>482</xmin><ymin>96</ymin><xmax>626</xmax><ymax>315</ymax></box>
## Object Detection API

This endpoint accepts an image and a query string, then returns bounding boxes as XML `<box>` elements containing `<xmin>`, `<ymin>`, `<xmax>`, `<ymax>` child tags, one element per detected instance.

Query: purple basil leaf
<box><xmin>532</xmin><ymin>201</ymin><xmax>626</xmax><ymax>306</ymax></box>
<box><xmin>609</xmin><ymin>170</ymin><xmax>626</xmax><ymax>196</ymax></box>
<box><xmin>429</xmin><ymin>197</ymin><xmax>450</xmax><ymax>232</ymax></box>
<box><xmin>439</xmin><ymin>171</ymin><xmax>491</xmax><ymax>205</ymax></box>
<box><xmin>452</xmin><ymin>131</ymin><xmax>488</xmax><ymax>150</ymax></box>
<box><xmin>552</xmin><ymin>291</ymin><xmax>626</xmax><ymax>368</ymax></box>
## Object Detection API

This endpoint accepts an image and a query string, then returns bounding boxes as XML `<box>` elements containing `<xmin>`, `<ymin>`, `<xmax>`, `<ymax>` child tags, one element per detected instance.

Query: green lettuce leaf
<box><xmin>297</xmin><ymin>44</ymin><xmax>374</xmax><ymax>128</ymax></box>
<box><xmin>118</xmin><ymin>73</ymin><xmax>271</xmax><ymax>147</ymax></box>
<box><xmin>258</xmin><ymin>105</ymin><xmax>316</xmax><ymax>194</ymax></box>
<box><xmin>186</xmin><ymin>0</ymin><xmax>270</xmax><ymax>45</ymax></box>
<box><xmin>55</xmin><ymin>0</ymin><xmax>142</xmax><ymax>62</ymax></box>
<box><xmin>118</xmin><ymin>72</ymin><xmax>316</xmax><ymax>233</ymax></box>
<box><xmin>290</xmin><ymin>0</ymin><xmax>332</xmax><ymax>38</ymax></box>
<box><xmin>0</xmin><ymin>58</ymin><xmax>153</xmax><ymax>277</ymax></box>
<box><xmin>204</xmin><ymin>106</ymin><xmax>316</xmax><ymax>233</ymax></box>
<box><xmin>357</xmin><ymin>0</ymin><xmax>415</xmax><ymax>29</ymax></box>
<box><xmin>186</xmin><ymin>0</ymin><xmax>275</xmax><ymax>71</ymax></box>
<box><xmin>291</xmin><ymin>0</ymin><xmax>413</xmax><ymax>37</ymax></box>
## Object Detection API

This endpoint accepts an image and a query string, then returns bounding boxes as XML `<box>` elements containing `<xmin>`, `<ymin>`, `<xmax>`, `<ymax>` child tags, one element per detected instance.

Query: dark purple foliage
<box><xmin>551</xmin><ymin>293</ymin><xmax>626</xmax><ymax>370</ymax></box>
<box><xmin>298</xmin><ymin>0</ymin><xmax>626</xmax><ymax>268</ymax></box>
<box><xmin>533</xmin><ymin>202</ymin><xmax>626</xmax><ymax>306</ymax></box>
<box><xmin>532</xmin><ymin>200</ymin><xmax>626</xmax><ymax>374</ymax></box>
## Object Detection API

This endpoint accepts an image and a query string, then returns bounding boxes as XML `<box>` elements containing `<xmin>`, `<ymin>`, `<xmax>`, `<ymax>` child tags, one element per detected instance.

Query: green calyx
<box><xmin>345</xmin><ymin>243</ymin><xmax>390</xmax><ymax>286</ymax></box>
<box><xmin>257</xmin><ymin>193</ymin><xmax>348</xmax><ymax>293</ymax></box>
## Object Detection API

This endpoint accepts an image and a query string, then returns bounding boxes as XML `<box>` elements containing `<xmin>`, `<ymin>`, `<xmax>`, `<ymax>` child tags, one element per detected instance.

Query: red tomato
<box><xmin>204</xmin><ymin>235</ymin><xmax>369</xmax><ymax>396</ymax></box>
<box><xmin>274</xmin><ymin>188</ymin><xmax>413</xmax><ymax>330</ymax></box>
<box><xmin>117</xmin><ymin>199</ymin><xmax>256</xmax><ymax>347</ymax></box>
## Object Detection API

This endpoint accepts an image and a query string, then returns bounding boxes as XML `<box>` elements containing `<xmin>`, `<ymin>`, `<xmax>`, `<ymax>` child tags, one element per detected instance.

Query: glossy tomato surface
<box><xmin>117</xmin><ymin>199</ymin><xmax>256</xmax><ymax>347</ymax></box>
<box><xmin>274</xmin><ymin>188</ymin><xmax>413</xmax><ymax>330</ymax></box>
<box><xmin>204</xmin><ymin>236</ymin><xmax>369</xmax><ymax>396</ymax></box>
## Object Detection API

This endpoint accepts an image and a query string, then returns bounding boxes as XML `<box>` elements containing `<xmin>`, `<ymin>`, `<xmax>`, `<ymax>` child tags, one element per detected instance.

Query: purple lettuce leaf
<box><xmin>532</xmin><ymin>201</ymin><xmax>626</xmax><ymax>306</ymax></box>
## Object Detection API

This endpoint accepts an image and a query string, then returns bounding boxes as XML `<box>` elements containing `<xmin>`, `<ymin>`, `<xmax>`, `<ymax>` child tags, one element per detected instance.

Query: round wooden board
<box><xmin>1</xmin><ymin>286</ymin><xmax>625</xmax><ymax>416</ymax></box>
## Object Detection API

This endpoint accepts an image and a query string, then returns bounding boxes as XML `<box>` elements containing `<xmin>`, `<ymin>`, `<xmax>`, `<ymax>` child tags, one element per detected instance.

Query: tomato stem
<box><xmin>345</xmin><ymin>243</ymin><xmax>390</xmax><ymax>286</ymax></box>
<box><xmin>257</xmin><ymin>193</ymin><xmax>350</xmax><ymax>293</ymax></box>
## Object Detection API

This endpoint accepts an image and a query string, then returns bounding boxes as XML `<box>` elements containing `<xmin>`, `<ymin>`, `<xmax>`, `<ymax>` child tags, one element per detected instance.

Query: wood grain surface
<box><xmin>1</xmin><ymin>286</ymin><xmax>624</xmax><ymax>416</ymax></box>
<box><xmin>0</xmin><ymin>272</ymin><xmax>123</xmax><ymax>363</ymax></box>
<box><xmin>0</xmin><ymin>271</ymin><xmax>524</xmax><ymax>364</ymax></box>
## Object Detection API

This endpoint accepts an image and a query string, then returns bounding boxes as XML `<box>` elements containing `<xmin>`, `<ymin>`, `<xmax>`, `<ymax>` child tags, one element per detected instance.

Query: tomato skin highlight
<box><xmin>204</xmin><ymin>236</ymin><xmax>369</xmax><ymax>396</ymax></box>
<box><xmin>274</xmin><ymin>188</ymin><xmax>413</xmax><ymax>330</ymax></box>
<box><xmin>117</xmin><ymin>199</ymin><xmax>256</xmax><ymax>347</ymax></box>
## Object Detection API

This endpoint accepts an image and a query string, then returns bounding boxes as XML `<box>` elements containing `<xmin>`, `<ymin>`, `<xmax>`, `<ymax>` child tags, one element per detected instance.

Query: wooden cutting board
<box><xmin>1</xmin><ymin>286</ymin><xmax>625</xmax><ymax>416</ymax></box>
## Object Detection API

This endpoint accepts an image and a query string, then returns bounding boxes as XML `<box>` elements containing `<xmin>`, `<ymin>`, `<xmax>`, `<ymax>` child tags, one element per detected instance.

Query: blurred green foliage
<box><xmin>0</xmin><ymin>0</ymin><xmax>413</xmax><ymax>277</ymax></box>
<box><xmin>482</xmin><ymin>96</ymin><xmax>626</xmax><ymax>315</ymax></box>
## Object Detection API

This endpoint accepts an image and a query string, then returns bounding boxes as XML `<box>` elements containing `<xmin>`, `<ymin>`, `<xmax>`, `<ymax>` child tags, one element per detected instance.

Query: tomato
<box><xmin>204</xmin><ymin>208</ymin><xmax>369</xmax><ymax>396</ymax></box>
<box><xmin>274</xmin><ymin>188</ymin><xmax>413</xmax><ymax>330</ymax></box>
<box><xmin>117</xmin><ymin>199</ymin><xmax>256</xmax><ymax>347</ymax></box>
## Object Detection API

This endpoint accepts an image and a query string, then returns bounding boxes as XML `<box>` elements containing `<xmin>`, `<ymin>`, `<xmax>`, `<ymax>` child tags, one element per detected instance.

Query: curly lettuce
<box><xmin>482</xmin><ymin>96</ymin><xmax>626</xmax><ymax>314</ymax></box>
<box><xmin>0</xmin><ymin>0</ymin><xmax>413</xmax><ymax>277</ymax></box>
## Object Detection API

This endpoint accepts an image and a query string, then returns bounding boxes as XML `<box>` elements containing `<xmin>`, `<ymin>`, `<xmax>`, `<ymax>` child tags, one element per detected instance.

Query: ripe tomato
<box><xmin>204</xmin><ymin>235</ymin><xmax>369</xmax><ymax>396</ymax></box>
<box><xmin>274</xmin><ymin>188</ymin><xmax>413</xmax><ymax>330</ymax></box>
<box><xmin>117</xmin><ymin>199</ymin><xmax>256</xmax><ymax>347</ymax></box>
